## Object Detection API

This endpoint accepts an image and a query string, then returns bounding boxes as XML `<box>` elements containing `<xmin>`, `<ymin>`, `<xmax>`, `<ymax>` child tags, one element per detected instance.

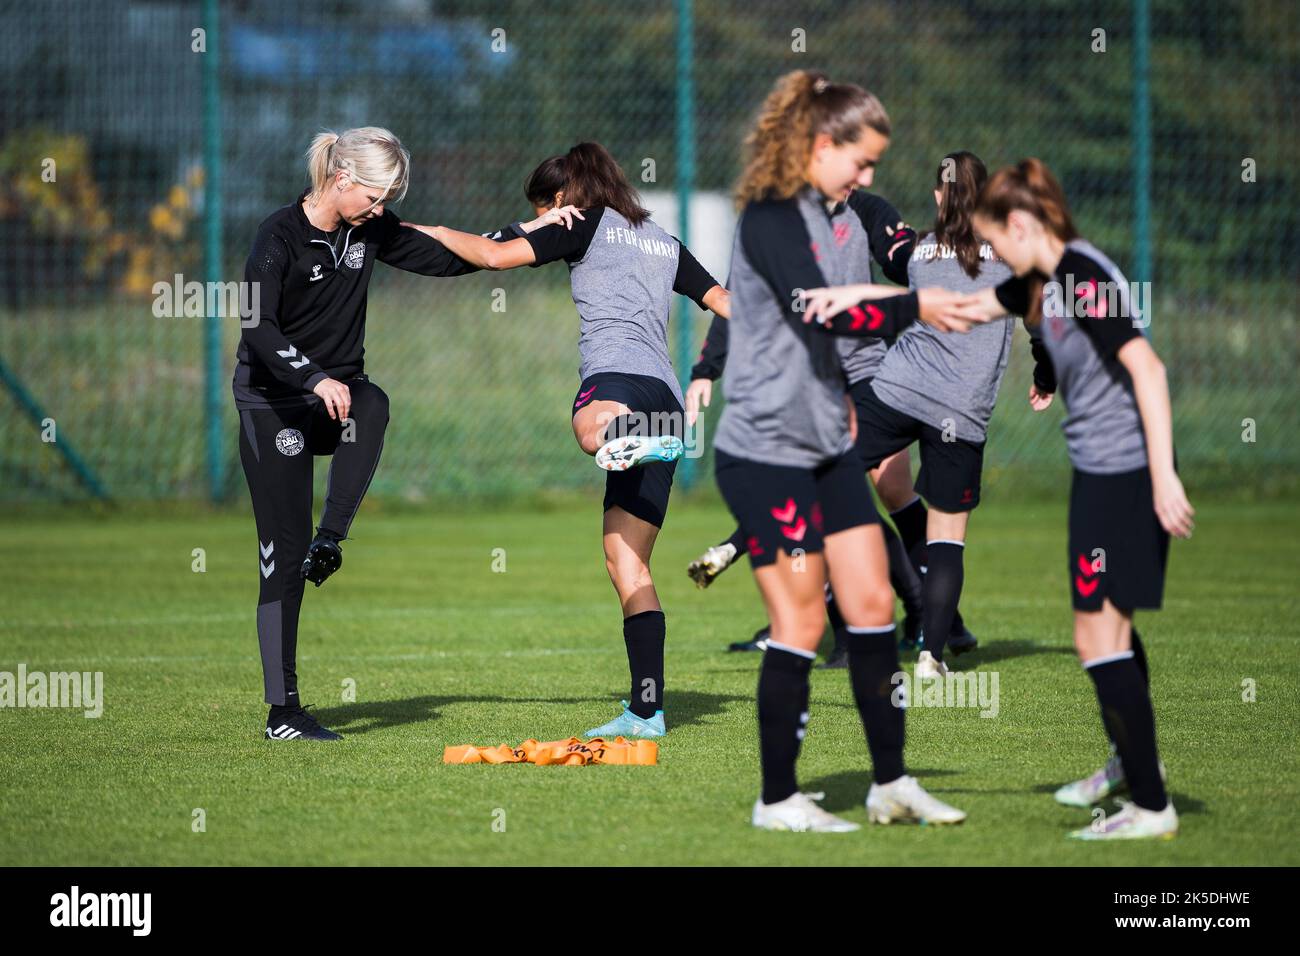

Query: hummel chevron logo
<box><xmin>1075</xmin><ymin>553</ymin><xmax>1100</xmax><ymax>597</ymax></box>
<box><xmin>771</xmin><ymin>498</ymin><xmax>798</xmax><ymax>524</ymax></box>
<box><xmin>275</xmin><ymin>346</ymin><xmax>311</xmax><ymax>369</ymax></box>
<box><xmin>781</xmin><ymin>518</ymin><xmax>808</xmax><ymax>541</ymax></box>
<box><xmin>260</xmin><ymin>540</ymin><xmax>275</xmax><ymax>579</ymax></box>
<box><xmin>847</xmin><ymin>304</ymin><xmax>884</xmax><ymax>331</ymax></box>
<box><xmin>770</xmin><ymin>498</ymin><xmax>807</xmax><ymax>541</ymax></box>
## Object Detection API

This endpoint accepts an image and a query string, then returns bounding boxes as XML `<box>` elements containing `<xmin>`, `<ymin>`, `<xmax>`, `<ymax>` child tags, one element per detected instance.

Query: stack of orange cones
<box><xmin>443</xmin><ymin>736</ymin><xmax>658</xmax><ymax>766</ymax></box>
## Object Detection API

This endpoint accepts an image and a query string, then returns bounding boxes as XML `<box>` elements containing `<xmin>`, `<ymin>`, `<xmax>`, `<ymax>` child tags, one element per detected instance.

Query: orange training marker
<box><xmin>443</xmin><ymin>736</ymin><xmax>657</xmax><ymax>766</ymax></box>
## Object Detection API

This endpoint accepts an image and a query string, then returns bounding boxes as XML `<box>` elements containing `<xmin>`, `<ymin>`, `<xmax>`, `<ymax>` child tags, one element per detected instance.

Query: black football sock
<box><xmin>1086</xmin><ymin>654</ymin><xmax>1167</xmax><ymax>811</ymax></box>
<box><xmin>268</xmin><ymin>702</ymin><xmax>301</xmax><ymax>720</ymax></box>
<box><xmin>724</xmin><ymin>527</ymin><xmax>748</xmax><ymax>554</ymax></box>
<box><xmin>758</xmin><ymin>641</ymin><xmax>814</xmax><ymax>804</ymax></box>
<box><xmin>624</xmin><ymin>609</ymin><xmax>665</xmax><ymax>719</ymax></box>
<box><xmin>1130</xmin><ymin>628</ymin><xmax>1150</xmax><ymax>690</ymax></box>
<box><xmin>890</xmin><ymin>497</ymin><xmax>929</xmax><ymax>573</ymax></box>
<box><xmin>845</xmin><ymin>625</ymin><xmax>906</xmax><ymax>785</ymax></box>
<box><xmin>1101</xmin><ymin>628</ymin><xmax>1150</xmax><ymax>752</ymax></box>
<box><xmin>824</xmin><ymin>584</ymin><xmax>847</xmax><ymax>654</ymax></box>
<box><xmin>881</xmin><ymin>520</ymin><xmax>923</xmax><ymax>617</ymax></box>
<box><xmin>921</xmin><ymin>541</ymin><xmax>965</xmax><ymax>660</ymax></box>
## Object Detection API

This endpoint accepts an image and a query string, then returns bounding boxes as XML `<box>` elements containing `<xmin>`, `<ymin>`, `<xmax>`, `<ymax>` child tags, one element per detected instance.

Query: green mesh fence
<box><xmin>2</xmin><ymin>0</ymin><xmax>1296</xmax><ymax>503</ymax></box>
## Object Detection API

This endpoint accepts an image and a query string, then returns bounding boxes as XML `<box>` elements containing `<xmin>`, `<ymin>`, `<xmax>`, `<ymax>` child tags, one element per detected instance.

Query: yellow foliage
<box><xmin>150</xmin><ymin>203</ymin><xmax>178</xmax><ymax>237</ymax></box>
<box><xmin>0</xmin><ymin>129</ymin><xmax>205</xmax><ymax>291</ymax></box>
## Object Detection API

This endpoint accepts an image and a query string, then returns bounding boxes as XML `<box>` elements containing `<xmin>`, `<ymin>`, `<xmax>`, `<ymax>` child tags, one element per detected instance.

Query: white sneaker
<box><xmin>866</xmin><ymin>775</ymin><xmax>967</xmax><ymax>825</ymax></box>
<box><xmin>752</xmin><ymin>792</ymin><xmax>861</xmax><ymax>832</ymax></box>
<box><xmin>1054</xmin><ymin>753</ymin><xmax>1168</xmax><ymax>807</ymax></box>
<box><xmin>1055</xmin><ymin>754</ymin><xmax>1125</xmax><ymax>807</ymax></box>
<box><xmin>915</xmin><ymin>650</ymin><xmax>949</xmax><ymax>679</ymax></box>
<box><xmin>687</xmin><ymin>542</ymin><xmax>738</xmax><ymax>589</ymax></box>
<box><xmin>1069</xmin><ymin>799</ymin><xmax>1179</xmax><ymax>840</ymax></box>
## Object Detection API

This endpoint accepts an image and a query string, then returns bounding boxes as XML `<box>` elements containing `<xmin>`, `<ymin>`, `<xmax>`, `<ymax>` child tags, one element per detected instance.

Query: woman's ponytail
<box><xmin>304</xmin><ymin>127</ymin><xmax>410</xmax><ymax>207</ymax></box>
<box><xmin>560</xmin><ymin>142</ymin><xmax>649</xmax><ymax>226</ymax></box>
<box><xmin>933</xmin><ymin>150</ymin><xmax>988</xmax><ymax>278</ymax></box>
<box><xmin>306</xmin><ymin>131</ymin><xmax>342</xmax><ymax>203</ymax></box>
<box><xmin>735</xmin><ymin>69</ymin><xmax>890</xmax><ymax>206</ymax></box>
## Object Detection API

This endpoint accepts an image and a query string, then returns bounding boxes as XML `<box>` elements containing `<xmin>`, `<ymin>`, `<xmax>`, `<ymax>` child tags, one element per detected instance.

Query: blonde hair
<box><xmin>735</xmin><ymin>70</ymin><xmax>891</xmax><ymax>207</ymax></box>
<box><xmin>306</xmin><ymin>127</ymin><xmax>410</xmax><ymax>208</ymax></box>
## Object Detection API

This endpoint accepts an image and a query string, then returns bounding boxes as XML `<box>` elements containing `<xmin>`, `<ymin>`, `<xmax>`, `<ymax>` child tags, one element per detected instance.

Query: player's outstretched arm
<box><xmin>953</xmin><ymin>285</ymin><xmax>1010</xmax><ymax>321</ymax></box>
<box><xmin>401</xmin><ymin>222</ymin><xmax>537</xmax><ymax>270</ymax></box>
<box><xmin>801</xmin><ymin>284</ymin><xmax>987</xmax><ymax>335</ymax></box>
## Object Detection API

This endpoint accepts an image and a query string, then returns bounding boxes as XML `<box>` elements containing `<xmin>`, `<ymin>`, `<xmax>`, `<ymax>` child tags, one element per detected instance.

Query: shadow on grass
<box><xmin>306</xmin><ymin>688</ymin><xmax>752</xmax><ymax>736</ymax></box>
<box><xmin>945</xmin><ymin>639</ymin><xmax>1077</xmax><ymax>667</ymax></box>
<box><xmin>308</xmin><ymin>695</ymin><xmax>592</xmax><ymax>736</ymax></box>
<box><xmin>615</xmin><ymin>688</ymin><xmax>753</xmax><ymax>731</ymax></box>
<box><xmin>802</xmin><ymin>769</ymin><xmax>963</xmax><ymax>813</ymax></box>
<box><xmin>712</xmin><ymin>636</ymin><xmax>1079</xmax><ymax>670</ymax></box>
<box><xmin>1028</xmin><ymin>783</ymin><xmax>1206</xmax><ymax>817</ymax></box>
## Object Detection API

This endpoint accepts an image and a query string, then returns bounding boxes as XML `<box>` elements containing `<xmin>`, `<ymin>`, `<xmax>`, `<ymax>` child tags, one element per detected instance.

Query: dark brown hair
<box><xmin>523</xmin><ymin>155</ymin><xmax>567</xmax><ymax>209</ymax></box>
<box><xmin>975</xmin><ymin>158</ymin><xmax>1079</xmax><ymax>326</ymax></box>
<box><xmin>735</xmin><ymin>70</ymin><xmax>891</xmax><ymax>206</ymax></box>
<box><xmin>934</xmin><ymin>151</ymin><xmax>988</xmax><ymax>279</ymax></box>
<box><xmin>555</xmin><ymin>142</ymin><xmax>650</xmax><ymax>226</ymax></box>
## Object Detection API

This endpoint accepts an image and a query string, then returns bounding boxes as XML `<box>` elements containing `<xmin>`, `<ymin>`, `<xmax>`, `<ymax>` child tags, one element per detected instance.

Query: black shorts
<box><xmin>571</xmin><ymin>371</ymin><xmax>684</xmax><ymax>529</ymax></box>
<box><xmin>715</xmin><ymin>449</ymin><xmax>880</xmax><ymax>569</ymax></box>
<box><xmin>1068</xmin><ymin>466</ymin><xmax>1170</xmax><ymax>613</ymax></box>
<box><xmin>850</xmin><ymin>379</ymin><xmax>986</xmax><ymax>512</ymax></box>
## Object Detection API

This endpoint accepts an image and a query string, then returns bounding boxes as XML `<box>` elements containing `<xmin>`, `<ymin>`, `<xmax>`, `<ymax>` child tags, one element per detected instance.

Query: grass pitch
<box><xmin>1</xmin><ymin>497</ymin><xmax>1296</xmax><ymax>865</ymax></box>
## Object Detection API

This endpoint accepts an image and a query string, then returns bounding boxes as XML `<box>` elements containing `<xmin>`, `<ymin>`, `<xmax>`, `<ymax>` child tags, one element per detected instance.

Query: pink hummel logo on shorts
<box><xmin>770</xmin><ymin>498</ymin><xmax>807</xmax><ymax>541</ymax></box>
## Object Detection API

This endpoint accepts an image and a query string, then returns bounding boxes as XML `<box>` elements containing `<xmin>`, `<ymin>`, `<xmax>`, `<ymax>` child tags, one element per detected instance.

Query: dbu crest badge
<box><xmin>275</xmin><ymin>428</ymin><xmax>305</xmax><ymax>456</ymax></box>
<box><xmin>343</xmin><ymin>242</ymin><xmax>366</xmax><ymax>269</ymax></box>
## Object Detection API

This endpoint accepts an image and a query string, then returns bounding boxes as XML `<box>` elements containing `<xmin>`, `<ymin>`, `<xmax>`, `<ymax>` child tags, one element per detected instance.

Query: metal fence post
<box><xmin>1132</xmin><ymin>0</ymin><xmax>1153</xmax><ymax>339</ymax></box>
<box><xmin>675</xmin><ymin>0</ymin><xmax>696</xmax><ymax>489</ymax></box>
<box><xmin>203</xmin><ymin>0</ymin><xmax>224</xmax><ymax>501</ymax></box>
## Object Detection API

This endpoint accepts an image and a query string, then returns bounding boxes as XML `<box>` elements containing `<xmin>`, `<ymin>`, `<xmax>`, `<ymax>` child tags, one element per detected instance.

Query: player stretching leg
<box><xmin>404</xmin><ymin>143</ymin><xmax>729</xmax><ymax>738</ymax></box>
<box><xmin>237</xmin><ymin>127</ymin><xmax>482</xmax><ymax>741</ymax></box>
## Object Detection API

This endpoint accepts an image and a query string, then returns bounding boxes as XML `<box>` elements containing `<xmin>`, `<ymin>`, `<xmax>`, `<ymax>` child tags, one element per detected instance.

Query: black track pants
<box><xmin>237</xmin><ymin>378</ymin><xmax>390</xmax><ymax>705</ymax></box>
